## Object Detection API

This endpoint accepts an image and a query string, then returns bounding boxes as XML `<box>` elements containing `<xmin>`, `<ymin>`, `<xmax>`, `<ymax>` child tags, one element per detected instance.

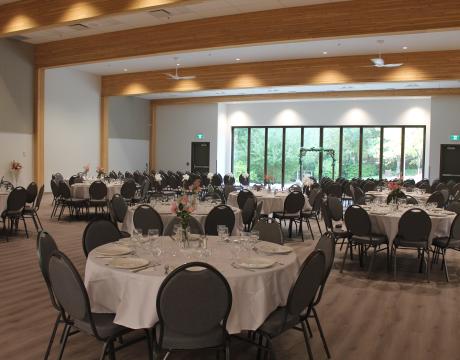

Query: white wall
<box><xmin>109</xmin><ymin>138</ymin><xmax>149</xmax><ymax>172</ymax></box>
<box><xmin>430</xmin><ymin>95</ymin><xmax>460</xmax><ymax>180</ymax></box>
<box><xmin>224</xmin><ymin>97</ymin><xmax>431</xmax><ymax>175</ymax></box>
<box><xmin>156</xmin><ymin>104</ymin><xmax>218</xmax><ymax>172</ymax></box>
<box><xmin>0</xmin><ymin>39</ymin><xmax>34</xmax><ymax>186</ymax></box>
<box><xmin>44</xmin><ymin>68</ymin><xmax>101</xmax><ymax>189</ymax></box>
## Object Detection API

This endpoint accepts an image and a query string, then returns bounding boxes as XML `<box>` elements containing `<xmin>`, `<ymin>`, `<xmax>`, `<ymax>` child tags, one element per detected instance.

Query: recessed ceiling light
<box><xmin>123</xmin><ymin>68</ymin><xmax>128</xmax><ymax>72</ymax></box>
<box><xmin>322</xmin><ymin>51</ymin><xmax>328</xmax><ymax>55</ymax></box>
<box><xmin>235</xmin><ymin>58</ymin><xmax>241</xmax><ymax>61</ymax></box>
<box><xmin>176</xmin><ymin>63</ymin><xmax>180</xmax><ymax>66</ymax></box>
<box><xmin>402</xmin><ymin>46</ymin><xmax>408</xmax><ymax>50</ymax></box>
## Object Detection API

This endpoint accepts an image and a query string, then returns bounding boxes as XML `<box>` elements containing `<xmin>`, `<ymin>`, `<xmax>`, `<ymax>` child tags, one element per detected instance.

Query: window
<box><xmin>302</xmin><ymin>128</ymin><xmax>320</xmax><ymax>179</ymax></box>
<box><xmin>266</xmin><ymin>128</ymin><xmax>283</xmax><ymax>184</ymax></box>
<box><xmin>322</xmin><ymin>128</ymin><xmax>340</xmax><ymax>179</ymax></box>
<box><xmin>249</xmin><ymin>128</ymin><xmax>265</xmax><ymax>184</ymax></box>
<box><xmin>341</xmin><ymin>127</ymin><xmax>360</xmax><ymax>179</ymax></box>
<box><xmin>404</xmin><ymin>127</ymin><xmax>424</xmax><ymax>181</ymax></box>
<box><xmin>231</xmin><ymin>125</ymin><xmax>425</xmax><ymax>184</ymax></box>
<box><xmin>361</xmin><ymin>127</ymin><xmax>381</xmax><ymax>179</ymax></box>
<box><xmin>284</xmin><ymin>128</ymin><xmax>301</xmax><ymax>186</ymax></box>
<box><xmin>232</xmin><ymin>128</ymin><xmax>248</xmax><ymax>177</ymax></box>
<box><xmin>382</xmin><ymin>127</ymin><xmax>402</xmax><ymax>179</ymax></box>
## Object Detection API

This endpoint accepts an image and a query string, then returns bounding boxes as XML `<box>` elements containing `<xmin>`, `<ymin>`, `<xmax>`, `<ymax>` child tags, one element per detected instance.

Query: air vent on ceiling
<box><xmin>68</xmin><ymin>23</ymin><xmax>89</xmax><ymax>31</ymax></box>
<box><xmin>149</xmin><ymin>9</ymin><xmax>171</xmax><ymax>18</ymax></box>
<box><xmin>8</xmin><ymin>35</ymin><xmax>29</xmax><ymax>41</ymax></box>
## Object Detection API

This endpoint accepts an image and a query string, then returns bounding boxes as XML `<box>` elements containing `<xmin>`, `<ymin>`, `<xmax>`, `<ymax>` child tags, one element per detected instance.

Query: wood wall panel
<box><xmin>100</xmin><ymin>96</ymin><xmax>109</xmax><ymax>171</ymax></box>
<box><xmin>33</xmin><ymin>67</ymin><xmax>44</xmax><ymax>185</ymax></box>
<box><xmin>149</xmin><ymin>103</ymin><xmax>157</xmax><ymax>171</ymax></box>
<box><xmin>0</xmin><ymin>0</ymin><xmax>193</xmax><ymax>36</ymax></box>
<box><xmin>35</xmin><ymin>0</ymin><xmax>460</xmax><ymax>68</ymax></box>
<box><xmin>101</xmin><ymin>50</ymin><xmax>460</xmax><ymax>96</ymax></box>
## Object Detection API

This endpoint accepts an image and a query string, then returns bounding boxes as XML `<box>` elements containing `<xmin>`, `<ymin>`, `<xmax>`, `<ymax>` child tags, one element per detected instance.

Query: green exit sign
<box><xmin>450</xmin><ymin>134</ymin><xmax>460</xmax><ymax>141</ymax></box>
<box><xmin>195</xmin><ymin>133</ymin><xmax>205</xmax><ymax>140</ymax></box>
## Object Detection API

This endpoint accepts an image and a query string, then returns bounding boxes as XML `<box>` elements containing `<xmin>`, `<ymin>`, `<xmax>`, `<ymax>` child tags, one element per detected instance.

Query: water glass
<box><xmin>217</xmin><ymin>225</ymin><xmax>229</xmax><ymax>242</ymax></box>
<box><xmin>148</xmin><ymin>229</ymin><xmax>159</xmax><ymax>242</ymax></box>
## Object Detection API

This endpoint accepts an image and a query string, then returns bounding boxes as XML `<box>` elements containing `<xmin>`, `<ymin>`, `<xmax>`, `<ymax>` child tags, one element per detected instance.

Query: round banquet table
<box><xmin>227</xmin><ymin>189</ymin><xmax>311</xmax><ymax>215</ymax></box>
<box><xmin>84</xmin><ymin>237</ymin><xmax>302</xmax><ymax>333</ymax></box>
<box><xmin>71</xmin><ymin>181</ymin><xmax>123</xmax><ymax>200</ymax></box>
<box><xmin>0</xmin><ymin>191</ymin><xmax>9</xmax><ymax>213</ymax></box>
<box><xmin>366</xmin><ymin>190</ymin><xmax>430</xmax><ymax>204</ymax></box>
<box><xmin>122</xmin><ymin>203</ymin><xmax>244</xmax><ymax>236</ymax></box>
<box><xmin>362</xmin><ymin>204</ymin><xmax>456</xmax><ymax>247</ymax></box>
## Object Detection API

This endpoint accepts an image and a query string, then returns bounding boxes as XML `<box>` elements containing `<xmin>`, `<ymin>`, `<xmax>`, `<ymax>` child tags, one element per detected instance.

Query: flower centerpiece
<box><xmin>82</xmin><ymin>164</ymin><xmax>90</xmax><ymax>177</ymax></box>
<box><xmin>207</xmin><ymin>172</ymin><xmax>214</xmax><ymax>181</ymax></box>
<box><xmin>154</xmin><ymin>173</ymin><xmax>162</xmax><ymax>183</ymax></box>
<box><xmin>10</xmin><ymin>160</ymin><xmax>22</xmax><ymax>186</ymax></box>
<box><xmin>386</xmin><ymin>180</ymin><xmax>406</xmax><ymax>204</ymax></box>
<box><xmin>264</xmin><ymin>174</ymin><xmax>274</xmax><ymax>191</ymax></box>
<box><xmin>240</xmin><ymin>172</ymin><xmax>250</xmax><ymax>186</ymax></box>
<box><xmin>96</xmin><ymin>166</ymin><xmax>105</xmax><ymax>179</ymax></box>
<box><xmin>302</xmin><ymin>175</ymin><xmax>314</xmax><ymax>188</ymax></box>
<box><xmin>171</xmin><ymin>193</ymin><xmax>195</xmax><ymax>247</ymax></box>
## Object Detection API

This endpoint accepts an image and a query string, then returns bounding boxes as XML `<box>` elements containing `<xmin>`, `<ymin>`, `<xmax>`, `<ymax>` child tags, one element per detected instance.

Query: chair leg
<box><xmin>144</xmin><ymin>329</ymin><xmax>154</xmax><ymax>360</ymax></box>
<box><xmin>31</xmin><ymin>213</ymin><xmax>39</xmax><ymax>231</ymax></box>
<box><xmin>442</xmin><ymin>249</ymin><xmax>450</xmax><ymax>282</ymax></box>
<box><xmin>44</xmin><ymin>313</ymin><xmax>61</xmax><ymax>360</ymax></box>
<box><xmin>367</xmin><ymin>245</ymin><xmax>377</xmax><ymax>278</ymax></box>
<box><xmin>300</xmin><ymin>320</ymin><xmax>314</xmax><ymax>360</ymax></box>
<box><xmin>340</xmin><ymin>241</ymin><xmax>350</xmax><ymax>273</ymax></box>
<box><xmin>36</xmin><ymin>212</ymin><xmax>44</xmax><ymax>230</ymax></box>
<box><xmin>21</xmin><ymin>216</ymin><xmax>29</xmax><ymax>238</ymax></box>
<box><xmin>393</xmin><ymin>246</ymin><xmax>397</xmax><ymax>280</ymax></box>
<box><xmin>57</xmin><ymin>323</ymin><xmax>71</xmax><ymax>360</ymax></box>
<box><xmin>99</xmin><ymin>341</ymin><xmax>110</xmax><ymax>360</ymax></box>
<box><xmin>426</xmin><ymin>249</ymin><xmax>430</xmax><ymax>282</ymax></box>
<box><xmin>108</xmin><ymin>341</ymin><xmax>116</xmax><ymax>360</ymax></box>
<box><xmin>312</xmin><ymin>307</ymin><xmax>331</xmax><ymax>359</ymax></box>
<box><xmin>225</xmin><ymin>340</ymin><xmax>230</xmax><ymax>360</ymax></box>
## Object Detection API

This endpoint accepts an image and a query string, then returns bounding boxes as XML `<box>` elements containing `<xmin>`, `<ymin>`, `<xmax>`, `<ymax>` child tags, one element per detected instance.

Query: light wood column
<box><xmin>149</xmin><ymin>102</ymin><xmax>157</xmax><ymax>171</ymax></box>
<box><xmin>33</xmin><ymin>67</ymin><xmax>44</xmax><ymax>186</ymax></box>
<box><xmin>100</xmin><ymin>96</ymin><xmax>109</xmax><ymax>170</ymax></box>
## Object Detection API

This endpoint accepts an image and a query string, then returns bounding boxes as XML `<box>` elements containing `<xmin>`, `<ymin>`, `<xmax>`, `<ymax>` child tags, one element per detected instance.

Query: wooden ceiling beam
<box><xmin>36</xmin><ymin>0</ymin><xmax>460</xmax><ymax>68</ymax></box>
<box><xmin>0</xmin><ymin>0</ymin><xmax>195</xmax><ymax>37</ymax></box>
<box><xmin>101</xmin><ymin>50</ymin><xmax>460</xmax><ymax>97</ymax></box>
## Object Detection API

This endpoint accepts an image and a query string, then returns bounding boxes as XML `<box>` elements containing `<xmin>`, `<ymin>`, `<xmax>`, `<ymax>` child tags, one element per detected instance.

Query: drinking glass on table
<box><xmin>217</xmin><ymin>225</ymin><xmax>229</xmax><ymax>242</ymax></box>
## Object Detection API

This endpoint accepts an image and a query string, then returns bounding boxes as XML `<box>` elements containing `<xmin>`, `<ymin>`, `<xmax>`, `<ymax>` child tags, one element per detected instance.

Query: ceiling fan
<box><xmin>163</xmin><ymin>58</ymin><xmax>196</xmax><ymax>80</ymax></box>
<box><xmin>369</xmin><ymin>40</ymin><xmax>403</xmax><ymax>68</ymax></box>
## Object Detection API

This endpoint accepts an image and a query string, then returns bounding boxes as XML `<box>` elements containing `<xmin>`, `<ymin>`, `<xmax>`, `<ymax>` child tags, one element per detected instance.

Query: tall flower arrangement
<box><xmin>83</xmin><ymin>164</ymin><xmax>90</xmax><ymax>176</ymax></box>
<box><xmin>10</xmin><ymin>160</ymin><xmax>22</xmax><ymax>185</ymax></box>
<box><xmin>96</xmin><ymin>166</ymin><xmax>105</xmax><ymax>179</ymax></box>
<box><xmin>386</xmin><ymin>181</ymin><xmax>406</xmax><ymax>204</ymax></box>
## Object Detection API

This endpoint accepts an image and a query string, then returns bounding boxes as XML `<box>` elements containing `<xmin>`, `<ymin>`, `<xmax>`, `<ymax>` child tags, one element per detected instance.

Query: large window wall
<box><xmin>232</xmin><ymin>125</ymin><xmax>426</xmax><ymax>186</ymax></box>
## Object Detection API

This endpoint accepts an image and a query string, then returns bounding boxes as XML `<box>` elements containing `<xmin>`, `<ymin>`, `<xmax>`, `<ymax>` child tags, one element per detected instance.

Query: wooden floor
<box><xmin>1</xmin><ymin>194</ymin><xmax>460</xmax><ymax>360</ymax></box>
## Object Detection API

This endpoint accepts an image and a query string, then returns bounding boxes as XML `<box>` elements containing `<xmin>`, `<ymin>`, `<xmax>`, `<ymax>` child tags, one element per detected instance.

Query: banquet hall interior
<box><xmin>2</xmin><ymin>0</ymin><xmax>460</xmax><ymax>359</ymax></box>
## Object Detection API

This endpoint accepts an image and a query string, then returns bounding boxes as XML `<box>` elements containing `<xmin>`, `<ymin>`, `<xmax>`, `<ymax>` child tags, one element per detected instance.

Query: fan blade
<box><xmin>177</xmin><ymin>75</ymin><xmax>196</xmax><ymax>80</ymax></box>
<box><xmin>381</xmin><ymin>63</ymin><xmax>403</xmax><ymax>68</ymax></box>
<box><xmin>371</xmin><ymin>58</ymin><xmax>384</xmax><ymax>66</ymax></box>
<box><xmin>163</xmin><ymin>73</ymin><xmax>176</xmax><ymax>79</ymax></box>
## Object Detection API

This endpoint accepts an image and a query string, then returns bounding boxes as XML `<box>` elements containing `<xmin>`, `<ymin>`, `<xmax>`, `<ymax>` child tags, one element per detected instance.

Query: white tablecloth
<box><xmin>71</xmin><ymin>182</ymin><xmax>123</xmax><ymax>200</ymax></box>
<box><xmin>364</xmin><ymin>205</ymin><xmax>456</xmax><ymax>247</ymax></box>
<box><xmin>366</xmin><ymin>190</ymin><xmax>430</xmax><ymax>204</ymax></box>
<box><xmin>122</xmin><ymin>203</ymin><xmax>244</xmax><ymax>236</ymax></box>
<box><xmin>227</xmin><ymin>190</ymin><xmax>311</xmax><ymax>215</ymax></box>
<box><xmin>0</xmin><ymin>192</ymin><xmax>9</xmax><ymax>213</ymax></box>
<box><xmin>84</xmin><ymin>237</ymin><xmax>301</xmax><ymax>333</ymax></box>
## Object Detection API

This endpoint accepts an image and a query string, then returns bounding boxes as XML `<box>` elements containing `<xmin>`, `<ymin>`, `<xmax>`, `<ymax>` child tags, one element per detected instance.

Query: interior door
<box><xmin>440</xmin><ymin>144</ymin><xmax>460</xmax><ymax>182</ymax></box>
<box><xmin>191</xmin><ymin>142</ymin><xmax>210</xmax><ymax>173</ymax></box>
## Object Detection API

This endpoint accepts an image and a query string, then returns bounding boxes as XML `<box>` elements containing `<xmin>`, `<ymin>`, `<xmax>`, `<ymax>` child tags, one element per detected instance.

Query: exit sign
<box><xmin>450</xmin><ymin>134</ymin><xmax>460</xmax><ymax>141</ymax></box>
<box><xmin>195</xmin><ymin>133</ymin><xmax>205</xmax><ymax>140</ymax></box>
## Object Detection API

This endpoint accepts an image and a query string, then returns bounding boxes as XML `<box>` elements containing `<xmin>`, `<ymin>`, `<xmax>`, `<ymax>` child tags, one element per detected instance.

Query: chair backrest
<box><xmin>121</xmin><ymin>179</ymin><xmax>137</xmax><ymax>199</ymax></box>
<box><xmin>286</xmin><ymin>251</ymin><xmax>325</xmax><ymax>316</ymax></box>
<box><xmin>140</xmin><ymin>178</ymin><xmax>151</xmax><ymax>201</ymax></box>
<box><xmin>251</xmin><ymin>200</ymin><xmax>264</xmax><ymax>228</ymax></box>
<box><xmin>156</xmin><ymin>262</ymin><xmax>232</xmax><ymax>349</ymax></box>
<box><xmin>446</xmin><ymin>201</ymin><xmax>460</xmax><ymax>215</ymax></box>
<box><xmin>396</xmin><ymin>208</ymin><xmax>432</xmax><ymax>244</ymax></box>
<box><xmin>133</xmin><ymin>205</ymin><xmax>164</xmax><ymax>235</ymax></box>
<box><xmin>283</xmin><ymin>191</ymin><xmax>305</xmax><ymax>214</ymax></box>
<box><xmin>326</xmin><ymin>182</ymin><xmax>342</xmax><ymax>198</ymax></box>
<box><xmin>426</xmin><ymin>191</ymin><xmax>445</xmax><ymax>208</ymax></box>
<box><xmin>34</xmin><ymin>184</ymin><xmax>45</xmax><ymax>211</ymax></box>
<box><xmin>163</xmin><ymin>216</ymin><xmax>204</xmax><ymax>236</ymax></box>
<box><xmin>111</xmin><ymin>194</ymin><xmax>128</xmax><ymax>222</ymax></box>
<box><xmin>82</xmin><ymin>219</ymin><xmax>121</xmax><ymax>257</ymax></box>
<box><xmin>211</xmin><ymin>173</ymin><xmax>222</xmax><ymax>187</ymax></box>
<box><xmin>321</xmin><ymin>201</ymin><xmax>333</xmax><ymax>231</ymax></box>
<box><xmin>239</xmin><ymin>174</ymin><xmax>250</xmax><ymax>186</ymax></box>
<box><xmin>204</xmin><ymin>205</ymin><xmax>235</xmax><ymax>235</ymax></box>
<box><xmin>89</xmin><ymin>180</ymin><xmax>108</xmax><ymax>200</ymax></box>
<box><xmin>241</xmin><ymin>197</ymin><xmax>256</xmax><ymax>225</ymax></box>
<box><xmin>327</xmin><ymin>196</ymin><xmax>343</xmax><ymax>221</ymax></box>
<box><xmin>26</xmin><ymin>181</ymin><xmax>38</xmax><ymax>204</ymax></box>
<box><xmin>36</xmin><ymin>231</ymin><xmax>59</xmax><ymax>310</ymax></box>
<box><xmin>223</xmin><ymin>174</ymin><xmax>235</xmax><ymax>185</ymax></box>
<box><xmin>48</xmin><ymin>251</ymin><xmax>98</xmax><ymax>336</ymax></box>
<box><xmin>58</xmin><ymin>181</ymin><xmax>72</xmax><ymax>199</ymax></box>
<box><xmin>289</xmin><ymin>184</ymin><xmax>302</xmax><ymax>193</ymax></box>
<box><xmin>363</xmin><ymin>181</ymin><xmax>377</xmax><ymax>193</ymax></box>
<box><xmin>445</xmin><ymin>214</ymin><xmax>460</xmax><ymax>247</ymax></box>
<box><xmin>252</xmin><ymin>220</ymin><xmax>283</xmax><ymax>244</ymax></box>
<box><xmin>440</xmin><ymin>189</ymin><xmax>450</xmax><ymax>204</ymax></box>
<box><xmin>352</xmin><ymin>186</ymin><xmax>366</xmax><ymax>205</ymax></box>
<box><xmin>386</xmin><ymin>190</ymin><xmax>406</xmax><ymax>204</ymax></box>
<box><xmin>405</xmin><ymin>195</ymin><xmax>418</xmax><ymax>205</ymax></box>
<box><xmin>308</xmin><ymin>187</ymin><xmax>321</xmax><ymax>207</ymax></box>
<box><xmin>236</xmin><ymin>189</ymin><xmax>254</xmax><ymax>209</ymax></box>
<box><xmin>6</xmin><ymin>186</ymin><xmax>27</xmax><ymax>212</ymax></box>
<box><xmin>313</xmin><ymin>232</ymin><xmax>336</xmax><ymax>303</ymax></box>
<box><xmin>50</xmin><ymin>179</ymin><xmax>60</xmax><ymax>198</ymax></box>
<box><xmin>344</xmin><ymin>205</ymin><xmax>371</xmax><ymax>237</ymax></box>
<box><xmin>223</xmin><ymin>185</ymin><xmax>234</xmax><ymax>200</ymax></box>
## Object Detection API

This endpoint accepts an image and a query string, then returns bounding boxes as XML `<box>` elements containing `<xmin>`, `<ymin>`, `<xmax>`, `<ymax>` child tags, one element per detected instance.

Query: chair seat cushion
<box><xmin>351</xmin><ymin>234</ymin><xmax>387</xmax><ymax>245</ymax></box>
<box><xmin>64</xmin><ymin>198</ymin><xmax>87</xmax><ymax>204</ymax></box>
<box><xmin>394</xmin><ymin>237</ymin><xmax>427</xmax><ymax>248</ymax></box>
<box><xmin>433</xmin><ymin>237</ymin><xmax>460</xmax><ymax>249</ymax></box>
<box><xmin>333</xmin><ymin>229</ymin><xmax>350</xmax><ymax>238</ymax></box>
<box><xmin>155</xmin><ymin>323</ymin><xmax>226</xmax><ymax>350</ymax></box>
<box><xmin>1</xmin><ymin>209</ymin><xmax>22</xmax><ymax>218</ymax></box>
<box><xmin>74</xmin><ymin>313</ymin><xmax>127</xmax><ymax>340</ymax></box>
<box><xmin>90</xmin><ymin>199</ymin><xmax>107</xmax><ymax>205</ymax></box>
<box><xmin>258</xmin><ymin>307</ymin><xmax>300</xmax><ymax>337</ymax></box>
<box><xmin>273</xmin><ymin>212</ymin><xmax>300</xmax><ymax>219</ymax></box>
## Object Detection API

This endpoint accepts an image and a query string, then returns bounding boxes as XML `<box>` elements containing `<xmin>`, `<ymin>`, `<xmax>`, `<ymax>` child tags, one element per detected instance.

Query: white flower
<box><xmin>154</xmin><ymin>174</ymin><xmax>162</xmax><ymax>182</ymax></box>
<box><xmin>182</xmin><ymin>174</ymin><xmax>190</xmax><ymax>181</ymax></box>
<box><xmin>302</xmin><ymin>176</ymin><xmax>314</xmax><ymax>187</ymax></box>
<box><xmin>242</xmin><ymin>173</ymin><xmax>249</xmax><ymax>179</ymax></box>
<box><xmin>207</xmin><ymin>172</ymin><xmax>214</xmax><ymax>180</ymax></box>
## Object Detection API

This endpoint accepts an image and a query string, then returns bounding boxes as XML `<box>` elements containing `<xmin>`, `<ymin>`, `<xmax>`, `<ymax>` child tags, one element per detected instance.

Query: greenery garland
<box><xmin>299</xmin><ymin>147</ymin><xmax>336</xmax><ymax>179</ymax></box>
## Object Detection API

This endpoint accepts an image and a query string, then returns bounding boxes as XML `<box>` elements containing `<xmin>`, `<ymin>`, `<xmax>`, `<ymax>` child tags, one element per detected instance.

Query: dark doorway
<box><xmin>191</xmin><ymin>142</ymin><xmax>210</xmax><ymax>173</ymax></box>
<box><xmin>440</xmin><ymin>144</ymin><xmax>460</xmax><ymax>182</ymax></box>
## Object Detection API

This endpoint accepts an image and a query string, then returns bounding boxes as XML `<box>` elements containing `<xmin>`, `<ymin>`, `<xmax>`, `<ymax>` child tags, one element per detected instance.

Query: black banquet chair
<box><xmin>273</xmin><ymin>191</ymin><xmax>305</xmax><ymax>240</ymax></box>
<box><xmin>236</xmin><ymin>189</ymin><xmax>255</xmax><ymax>209</ymax></box>
<box><xmin>163</xmin><ymin>216</ymin><xmax>204</xmax><ymax>236</ymax></box>
<box><xmin>426</xmin><ymin>191</ymin><xmax>446</xmax><ymax>208</ymax></box>
<box><xmin>47</xmin><ymin>251</ymin><xmax>152</xmax><ymax>360</ymax></box>
<box><xmin>253</xmin><ymin>250</ymin><xmax>326</xmax><ymax>360</ymax></box>
<box><xmin>392</xmin><ymin>208</ymin><xmax>432</xmax><ymax>281</ymax></box>
<box><xmin>133</xmin><ymin>204</ymin><xmax>164</xmax><ymax>235</ymax></box>
<box><xmin>109</xmin><ymin>194</ymin><xmax>131</xmax><ymax>238</ymax></box>
<box><xmin>252</xmin><ymin>219</ymin><xmax>284</xmax><ymax>245</ymax></box>
<box><xmin>23</xmin><ymin>184</ymin><xmax>45</xmax><ymax>231</ymax></box>
<box><xmin>204</xmin><ymin>205</ymin><xmax>235</xmax><ymax>235</ymax></box>
<box><xmin>1</xmin><ymin>186</ymin><xmax>28</xmax><ymax>240</ymax></box>
<box><xmin>89</xmin><ymin>180</ymin><xmax>108</xmax><ymax>215</ymax></box>
<box><xmin>432</xmin><ymin>214</ymin><xmax>460</xmax><ymax>282</ymax></box>
<box><xmin>153</xmin><ymin>262</ymin><xmax>232</xmax><ymax>359</ymax></box>
<box><xmin>82</xmin><ymin>219</ymin><xmax>121</xmax><ymax>257</ymax></box>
